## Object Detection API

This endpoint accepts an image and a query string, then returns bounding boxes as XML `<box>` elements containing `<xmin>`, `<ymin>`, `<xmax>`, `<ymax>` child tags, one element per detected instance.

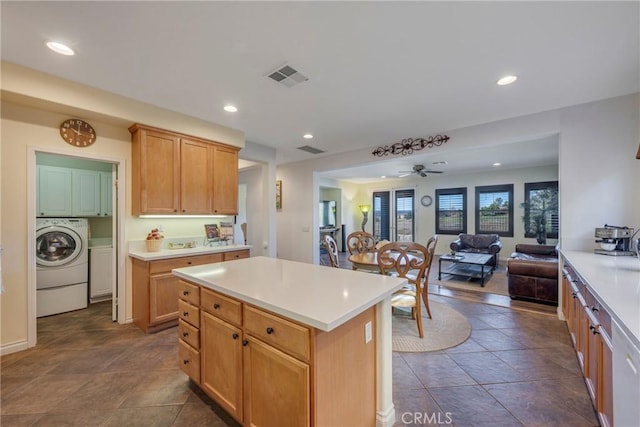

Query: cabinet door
<box><xmin>212</xmin><ymin>145</ymin><xmax>238</xmax><ymax>215</ymax></box>
<box><xmin>137</xmin><ymin>128</ymin><xmax>180</xmax><ymax>214</ymax></box>
<box><xmin>180</xmin><ymin>139</ymin><xmax>212</xmax><ymax>214</ymax></box>
<box><xmin>598</xmin><ymin>330</ymin><xmax>613</xmax><ymax>427</ymax></box>
<box><xmin>37</xmin><ymin>165</ymin><xmax>72</xmax><ymax>216</ymax></box>
<box><xmin>244</xmin><ymin>335</ymin><xmax>310</xmax><ymax>427</ymax></box>
<box><xmin>100</xmin><ymin>171</ymin><xmax>113</xmax><ymax>217</ymax></box>
<box><xmin>201</xmin><ymin>312</ymin><xmax>243</xmax><ymax>422</ymax></box>
<box><xmin>72</xmin><ymin>169</ymin><xmax>101</xmax><ymax>216</ymax></box>
<box><xmin>149</xmin><ymin>272</ymin><xmax>179</xmax><ymax>325</ymax></box>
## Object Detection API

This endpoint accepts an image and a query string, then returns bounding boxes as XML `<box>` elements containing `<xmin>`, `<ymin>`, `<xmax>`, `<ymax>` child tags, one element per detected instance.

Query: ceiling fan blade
<box><xmin>398</xmin><ymin>173</ymin><xmax>412</xmax><ymax>178</ymax></box>
<box><xmin>426</xmin><ymin>170</ymin><xmax>443</xmax><ymax>174</ymax></box>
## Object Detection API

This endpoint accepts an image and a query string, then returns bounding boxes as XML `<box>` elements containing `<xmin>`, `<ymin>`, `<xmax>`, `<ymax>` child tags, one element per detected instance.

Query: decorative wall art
<box><xmin>276</xmin><ymin>180</ymin><xmax>282</xmax><ymax>209</ymax></box>
<box><xmin>372</xmin><ymin>134</ymin><xmax>450</xmax><ymax>157</ymax></box>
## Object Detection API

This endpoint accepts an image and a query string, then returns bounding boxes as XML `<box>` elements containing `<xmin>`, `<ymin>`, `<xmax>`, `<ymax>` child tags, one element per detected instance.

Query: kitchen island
<box><xmin>173</xmin><ymin>256</ymin><xmax>407</xmax><ymax>427</ymax></box>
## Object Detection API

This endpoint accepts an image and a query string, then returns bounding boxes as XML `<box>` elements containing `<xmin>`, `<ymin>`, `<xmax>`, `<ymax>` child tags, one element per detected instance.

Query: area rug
<box><xmin>428</xmin><ymin>258</ymin><xmax>509</xmax><ymax>296</ymax></box>
<box><xmin>392</xmin><ymin>301</ymin><xmax>471</xmax><ymax>352</ymax></box>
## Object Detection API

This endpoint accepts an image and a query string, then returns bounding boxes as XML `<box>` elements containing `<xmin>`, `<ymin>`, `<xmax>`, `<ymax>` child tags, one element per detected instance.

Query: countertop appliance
<box><xmin>594</xmin><ymin>225</ymin><xmax>635</xmax><ymax>256</ymax></box>
<box><xmin>36</xmin><ymin>218</ymin><xmax>89</xmax><ymax>317</ymax></box>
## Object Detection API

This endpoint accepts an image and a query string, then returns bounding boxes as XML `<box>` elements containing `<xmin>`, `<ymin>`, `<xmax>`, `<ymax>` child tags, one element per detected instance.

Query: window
<box><xmin>475</xmin><ymin>184</ymin><xmax>514</xmax><ymax>237</ymax></box>
<box><xmin>523</xmin><ymin>181</ymin><xmax>558</xmax><ymax>239</ymax></box>
<box><xmin>435</xmin><ymin>187</ymin><xmax>467</xmax><ymax>235</ymax></box>
<box><xmin>373</xmin><ymin>189</ymin><xmax>415</xmax><ymax>242</ymax></box>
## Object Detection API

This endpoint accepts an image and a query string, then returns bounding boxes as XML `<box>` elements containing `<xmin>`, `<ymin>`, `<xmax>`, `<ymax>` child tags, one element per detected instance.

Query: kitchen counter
<box><xmin>173</xmin><ymin>255</ymin><xmax>407</xmax><ymax>426</ymax></box>
<box><xmin>128</xmin><ymin>240</ymin><xmax>251</xmax><ymax>261</ymax></box>
<box><xmin>560</xmin><ymin>250</ymin><xmax>640</xmax><ymax>347</ymax></box>
<box><xmin>173</xmin><ymin>255</ymin><xmax>406</xmax><ymax>331</ymax></box>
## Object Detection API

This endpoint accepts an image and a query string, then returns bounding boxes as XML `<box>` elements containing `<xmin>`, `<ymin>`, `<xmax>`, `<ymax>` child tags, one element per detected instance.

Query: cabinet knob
<box><xmin>242</xmin><ymin>339</ymin><xmax>249</xmax><ymax>346</ymax></box>
<box><xmin>213</xmin><ymin>303</ymin><xmax>220</xmax><ymax>310</ymax></box>
<box><xmin>187</xmin><ymin>261</ymin><xmax>192</xmax><ymax>265</ymax></box>
<box><xmin>183</xmin><ymin>332</ymin><xmax>189</xmax><ymax>337</ymax></box>
<box><xmin>174</xmin><ymin>209</ymin><xmax>178</xmax><ymax>212</ymax></box>
<box><xmin>40</xmin><ymin>212</ymin><xmax>44</xmax><ymax>215</ymax></box>
<box><xmin>182</xmin><ymin>290</ymin><xmax>189</xmax><ymax>296</ymax></box>
<box><xmin>232</xmin><ymin>333</ymin><xmax>239</xmax><ymax>340</ymax></box>
<box><xmin>266</xmin><ymin>327</ymin><xmax>274</xmax><ymax>335</ymax></box>
<box><xmin>97</xmin><ymin>213</ymin><xmax>101</xmax><ymax>216</ymax></box>
<box><xmin>183</xmin><ymin>311</ymin><xmax>189</xmax><ymax>316</ymax></box>
<box><xmin>591</xmin><ymin>306</ymin><xmax>599</xmax><ymax>312</ymax></box>
<box><xmin>183</xmin><ymin>359</ymin><xmax>190</xmax><ymax>365</ymax></box>
<box><xmin>182</xmin><ymin>209</ymin><xmax>186</xmax><ymax>212</ymax></box>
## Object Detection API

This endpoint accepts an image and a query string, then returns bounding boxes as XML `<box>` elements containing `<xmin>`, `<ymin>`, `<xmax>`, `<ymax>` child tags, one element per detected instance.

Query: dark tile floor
<box><xmin>1</xmin><ymin>274</ymin><xmax>598</xmax><ymax>426</ymax></box>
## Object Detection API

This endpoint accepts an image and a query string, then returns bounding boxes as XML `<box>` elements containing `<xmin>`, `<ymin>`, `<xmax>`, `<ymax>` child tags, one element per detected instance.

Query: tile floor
<box><xmin>1</xmin><ymin>284</ymin><xmax>598</xmax><ymax>426</ymax></box>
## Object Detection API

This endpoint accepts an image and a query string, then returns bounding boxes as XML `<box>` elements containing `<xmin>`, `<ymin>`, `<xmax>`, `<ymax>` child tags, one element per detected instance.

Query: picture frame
<box><xmin>276</xmin><ymin>180</ymin><xmax>282</xmax><ymax>209</ymax></box>
<box><xmin>204</xmin><ymin>224</ymin><xmax>219</xmax><ymax>240</ymax></box>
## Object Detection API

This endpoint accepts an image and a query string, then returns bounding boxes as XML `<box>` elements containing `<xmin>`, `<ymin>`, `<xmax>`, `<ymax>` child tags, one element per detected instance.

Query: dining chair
<box><xmin>323</xmin><ymin>234</ymin><xmax>340</xmax><ymax>268</ymax></box>
<box><xmin>420</xmin><ymin>235</ymin><xmax>438</xmax><ymax>319</ymax></box>
<box><xmin>376</xmin><ymin>241</ymin><xmax>431</xmax><ymax>338</ymax></box>
<box><xmin>346</xmin><ymin>231</ymin><xmax>376</xmax><ymax>255</ymax></box>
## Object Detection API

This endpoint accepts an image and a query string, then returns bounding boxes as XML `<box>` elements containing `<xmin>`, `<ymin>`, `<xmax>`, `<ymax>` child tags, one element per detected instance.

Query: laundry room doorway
<box><xmin>28</xmin><ymin>147</ymin><xmax>126</xmax><ymax>347</ymax></box>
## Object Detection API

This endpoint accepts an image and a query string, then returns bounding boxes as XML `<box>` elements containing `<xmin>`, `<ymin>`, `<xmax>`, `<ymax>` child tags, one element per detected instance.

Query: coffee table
<box><xmin>438</xmin><ymin>252</ymin><xmax>494</xmax><ymax>287</ymax></box>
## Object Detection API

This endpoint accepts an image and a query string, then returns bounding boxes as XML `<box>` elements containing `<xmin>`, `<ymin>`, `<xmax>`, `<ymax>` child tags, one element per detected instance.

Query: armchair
<box><xmin>449</xmin><ymin>233</ymin><xmax>502</xmax><ymax>267</ymax></box>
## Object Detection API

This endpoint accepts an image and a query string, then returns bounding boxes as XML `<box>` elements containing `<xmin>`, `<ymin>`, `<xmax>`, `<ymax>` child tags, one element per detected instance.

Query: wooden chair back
<box><xmin>376</xmin><ymin>241</ymin><xmax>432</xmax><ymax>338</ymax></box>
<box><xmin>323</xmin><ymin>235</ymin><xmax>340</xmax><ymax>268</ymax></box>
<box><xmin>346</xmin><ymin>231</ymin><xmax>376</xmax><ymax>255</ymax></box>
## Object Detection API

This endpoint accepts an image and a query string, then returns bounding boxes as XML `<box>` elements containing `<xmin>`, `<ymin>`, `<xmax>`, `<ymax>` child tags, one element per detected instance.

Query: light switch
<box><xmin>365</xmin><ymin>321</ymin><xmax>372</xmax><ymax>343</ymax></box>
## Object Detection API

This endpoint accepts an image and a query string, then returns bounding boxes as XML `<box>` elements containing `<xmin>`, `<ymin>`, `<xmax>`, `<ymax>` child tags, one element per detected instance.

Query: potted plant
<box><xmin>520</xmin><ymin>188</ymin><xmax>558</xmax><ymax>245</ymax></box>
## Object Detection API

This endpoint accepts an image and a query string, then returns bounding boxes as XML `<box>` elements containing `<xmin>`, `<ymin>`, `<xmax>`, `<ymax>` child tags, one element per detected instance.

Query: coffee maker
<box><xmin>594</xmin><ymin>224</ymin><xmax>635</xmax><ymax>256</ymax></box>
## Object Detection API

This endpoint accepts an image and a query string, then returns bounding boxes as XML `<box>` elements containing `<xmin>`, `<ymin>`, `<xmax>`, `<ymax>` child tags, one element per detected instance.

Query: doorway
<box><xmin>373</xmin><ymin>188</ymin><xmax>416</xmax><ymax>242</ymax></box>
<box><xmin>28</xmin><ymin>147</ymin><xmax>126</xmax><ymax>348</ymax></box>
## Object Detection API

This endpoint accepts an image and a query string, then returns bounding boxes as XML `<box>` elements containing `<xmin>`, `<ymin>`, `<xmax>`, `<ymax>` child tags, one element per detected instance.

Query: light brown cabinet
<box><xmin>132</xmin><ymin>250</ymin><xmax>249</xmax><ymax>333</ymax></box>
<box><xmin>130</xmin><ymin>124</ymin><xmax>239</xmax><ymax>216</ymax></box>
<box><xmin>179</xmin><ymin>281</ymin><xmax>376</xmax><ymax>427</ymax></box>
<box><xmin>561</xmin><ymin>262</ymin><xmax>613</xmax><ymax>427</ymax></box>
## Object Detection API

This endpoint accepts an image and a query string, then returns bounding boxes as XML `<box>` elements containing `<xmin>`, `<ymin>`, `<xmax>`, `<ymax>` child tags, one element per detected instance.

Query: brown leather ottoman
<box><xmin>506</xmin><ymin>244</ymin><xmax>559</xmax><ymax>305</ymax></box>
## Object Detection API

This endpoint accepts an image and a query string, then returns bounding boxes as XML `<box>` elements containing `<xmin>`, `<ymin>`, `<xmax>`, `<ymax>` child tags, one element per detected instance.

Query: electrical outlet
<box><xmin>365</xmin><ymin>321</ymin><xmax>372</xmax><ymax>343</ymax></box>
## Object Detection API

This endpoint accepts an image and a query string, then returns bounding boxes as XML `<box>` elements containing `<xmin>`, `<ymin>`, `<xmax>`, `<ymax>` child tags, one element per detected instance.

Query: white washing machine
<box><xmin>36</xmin><ymin>218</ymin><xmax>89</xmax><ymax>317</ymax></box>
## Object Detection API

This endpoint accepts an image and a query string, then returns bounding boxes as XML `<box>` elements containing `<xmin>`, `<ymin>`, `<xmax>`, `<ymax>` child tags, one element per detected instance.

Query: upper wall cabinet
<box><xmin>130</xmin><ymin>124</ymin><xmax>239</xmax><ymax>216</ymax></box>
<box><xmin>37</xmin><ymin>165</ymin><xmax>112</xmax><ymax>217</ymax></box>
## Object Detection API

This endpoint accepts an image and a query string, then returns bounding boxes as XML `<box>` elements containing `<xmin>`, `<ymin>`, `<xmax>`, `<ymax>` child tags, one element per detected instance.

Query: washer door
<box><xmin>36</xmin><ymin>226</ymin><xmax>83</xmax><ymax>267</ymax></box>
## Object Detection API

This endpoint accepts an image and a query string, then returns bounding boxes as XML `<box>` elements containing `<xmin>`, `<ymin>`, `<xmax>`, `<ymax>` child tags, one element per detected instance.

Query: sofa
<box><xmin>449</xmin><ymin>233</ymin><xmax>502</xmax><ymax>268</ymax></box>
<box><xmin>506</xmin><ymin>244</ymin><xmax>559</xmax><ymax>305</ymax></box>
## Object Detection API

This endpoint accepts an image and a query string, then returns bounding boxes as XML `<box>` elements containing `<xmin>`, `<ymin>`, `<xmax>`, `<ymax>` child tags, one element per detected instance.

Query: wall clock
<box><xmin>59</xmin><ymin>118</ymin><xmax>96</xmax><ymax>147</ymax></box>
<box><xmin>420</xmin><ymin>195</ymin><xmax>433</xmax><ymax>207</ymax></box>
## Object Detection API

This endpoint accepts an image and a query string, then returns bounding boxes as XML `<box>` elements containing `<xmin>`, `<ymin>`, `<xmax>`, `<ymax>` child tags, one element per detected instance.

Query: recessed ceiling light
<box><xmin>380</xmin><ymin>175</ymin><xmax>386</xmax><ymax>179</ymax></box>
<box><xmin>46</xmin><ymin>41</ymin><xmax>74</xmax><ymax>56</ymax></box>
<box><xmin>223</xmin><ymin>105</ymin><xmax>238</xmax><ymax>113</ymax></box>
<box><xmin>496</xmin><ymin>75</ymin><xmax>518</xmax><ymax>86</ymax></box>
<box><xmin>303</xmin><ymin>133</ymin><xmax>313</xmax><ymax>139</ymax></box>
<box><xmin>493</xmin><ymin>162</ymin><xmax>502</xmax><ymax>166</ymax></box>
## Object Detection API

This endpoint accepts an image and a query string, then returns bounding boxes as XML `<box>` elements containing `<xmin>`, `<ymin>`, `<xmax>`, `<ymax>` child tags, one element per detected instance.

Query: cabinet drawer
<box><xmin>179</xmin><ymin>339</ymin><xmax>200</xmax><ymax>383</ymax></box>
<box><xmin>223</xmin><ymin>250</ymin><xmax>249</xmax><ymax>261</ymax></box>
<box><xmin>201</xmin><ymin>288</ymin><xmax>242</xmax><ymax>326</ymax></box>
<box><xmin>244</xmin><ymin>305</ymin><xmax>310</xmax><ymax>362</ymax></box>
<box><xmin>179</xmin><ymin>319</ymin><xmax>200</xmax><ymax>349</ymax></box>
<box><xmin>149</xmin><ymin>253</ymin><xmax>223</xmax><ymax>274</ymax></box>
<box><xmin>178</xmin><ymin>280</ymin><xmax>200</xmax><ymax>306</ymax></box>
<box><xmin>178</xmin><ymin>299</ymin><xmax>200</xmax><ymax>328</ymax></box>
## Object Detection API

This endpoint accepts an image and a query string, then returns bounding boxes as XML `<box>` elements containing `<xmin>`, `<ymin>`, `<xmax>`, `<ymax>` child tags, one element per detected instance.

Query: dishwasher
<box><xmin>612</xmin><ymin>320</ymin><xmax>640</xmax><ymax>426</ymax></box>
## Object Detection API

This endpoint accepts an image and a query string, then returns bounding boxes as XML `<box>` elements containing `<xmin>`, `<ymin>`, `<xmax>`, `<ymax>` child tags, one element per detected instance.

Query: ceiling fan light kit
<box><xmin>398</xmin><ymin>164</ymin><xmax>444</xmax><ymax>178</ymax></box>
<box><xmin>372</xmin><ymin>134</ymin><xmax>450</xmax><ymax>157</ymax></box>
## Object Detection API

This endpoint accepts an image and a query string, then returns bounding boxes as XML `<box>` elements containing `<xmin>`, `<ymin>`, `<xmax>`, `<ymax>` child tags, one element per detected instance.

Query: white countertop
<box><xmin>128</xmin><ymin>240</ymin><xmax>251</xmax><ymax>261</ymax></box>
<box><xmin>172</xmin><ymin>256</ymin><xmax>407</xmax><ymax>332</ymax></box>
<box><xmin>561</xmin><ymin>250</ymin><xmax>640</xmax><ymax>346</ymax></box>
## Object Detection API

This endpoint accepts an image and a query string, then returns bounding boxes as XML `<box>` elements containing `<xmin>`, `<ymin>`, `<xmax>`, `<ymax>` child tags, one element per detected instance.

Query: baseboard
<box><xmin>1</xmin><ymin>339</ymin><xmax>29</xmax><ymax>356</ymax></box>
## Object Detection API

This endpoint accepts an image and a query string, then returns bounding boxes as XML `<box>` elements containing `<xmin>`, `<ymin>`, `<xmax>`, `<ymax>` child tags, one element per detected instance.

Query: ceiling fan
<box><xmin>398</xmin><ymin>164</ymin><xmax>444</xmax><ymax>178</ymax></box>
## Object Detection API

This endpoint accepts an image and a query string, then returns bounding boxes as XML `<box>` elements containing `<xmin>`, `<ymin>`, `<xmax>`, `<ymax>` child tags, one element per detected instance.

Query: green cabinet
<box><xmin>37</xmin><ymin>165</ymin><xmax>72</xmax><ymax>216</ymax></box>
<box><xmin>37</xmin><ymin>165</ymin><xmax>113</xmax><ymax>217</ymax></box>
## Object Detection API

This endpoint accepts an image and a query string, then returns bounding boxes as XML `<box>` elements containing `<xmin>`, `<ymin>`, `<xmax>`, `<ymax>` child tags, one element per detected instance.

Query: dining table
<box><xmin>348</xmin><ymin>251</ymin><xmax>423</xmax><ymax>273</ymax></box>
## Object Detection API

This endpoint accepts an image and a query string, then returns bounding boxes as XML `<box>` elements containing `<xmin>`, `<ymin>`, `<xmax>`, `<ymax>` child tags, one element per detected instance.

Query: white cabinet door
<box><xmin>90</xmin><ymin>247</ymin><xmax>113</xmax><ymax>301</ymax></box>
<box><xmin>100</xmin><ymin>172</ymin><xmax>113</xmax><ymax>217</ymax></box>
<box><xmin>72</xmin><ymin>170</ymin><xmax>101</xmax><ymax>216</ymax></box>
<box><xmin>37</xmin><ymin>165</ymin><xmax>72</xmax><ymax>217</ymax></box>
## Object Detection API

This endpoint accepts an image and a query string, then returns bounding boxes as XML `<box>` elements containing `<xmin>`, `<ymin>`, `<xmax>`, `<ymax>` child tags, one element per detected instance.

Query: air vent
<box><xmin>266</xmin><ymin>64</ymin><xmax>308</xmax><ymax>88</ymax></box>
<box><xmin>297</xmin><ymin>145</ymin><xmax>325</xmax><ymax>154</ymax></box>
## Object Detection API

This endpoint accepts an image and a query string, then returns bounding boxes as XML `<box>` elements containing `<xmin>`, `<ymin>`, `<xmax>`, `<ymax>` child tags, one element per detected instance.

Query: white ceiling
<box><xmin>1</xmin><ymin>2</ymin><xmax>638</xmax><ymax>181</ymax></box>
